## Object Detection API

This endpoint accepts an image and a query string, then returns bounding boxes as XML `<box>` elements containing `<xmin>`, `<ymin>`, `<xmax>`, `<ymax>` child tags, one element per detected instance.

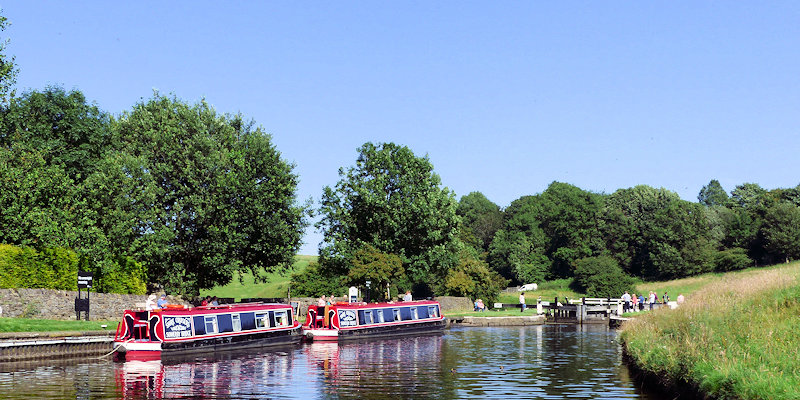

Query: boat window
<box><xmin>375</xmin><ymin>309</ymin><xmax>385</xmax><ymax>323</ymax></box>
<box><xmin>428</xmin><ymin>306</ymin><xmax>438</xmax><ymax>318</ymax></box>
<box><xmin>274</xmin><ymin>311</ymin><xmax>288</xmax><ymax>327</ymax></box>
<box><xmin>232</xmin><ymin>314</ymin><xmax>241</xmax><ymax>331</ymax></box>
<box><xmin>240</xmin><ymin>312</ymin><xmax>256</xmax><ymax>330</ymax></box>
<box><xmin>417</xmin><ymin>306</ymin><xmax>429</xmax><ymax>319</ymax></box>
<box><xmin>218</xmin><ymin>314</ymin><xmax>233</xmax><ymax>333</ymax></box>
<box><xmin>364</xmin><ymin>310</ymin><xmax>373</xmax><ymax>324</ymax></box>
<box><xmin>204</xmin><ymin>316</ymin><xmax>218</xmax><ymax>334</ymax></box>
<box><xmin>255</xmin><ymin>312</ymin><xmax>269</xmax><ymax>329</ymax></box>
<box><xmin>193</xmin><ymin>316</ymin><xmax>205</xmax><ymax>335</ymax></box>
<box><xmin>392</xmin><ymin>309</ymin><xmax>401</xmax><ymax>322</ymax></box>
<box><xmin>411</xmin><ymin>307</ymin><xmax>418</xmax><ymax>320</ymax></box>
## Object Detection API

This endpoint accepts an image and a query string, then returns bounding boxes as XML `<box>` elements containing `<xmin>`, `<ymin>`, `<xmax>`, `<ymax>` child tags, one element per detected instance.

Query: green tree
<box><xmin>537</xmin><ymin>182</ymin><xmax>606</xmax><ymax>278</ymax></box>
<box><xmin>698</xmin><ymin>179</ymin><xmax>729</xmax><ymax>207</ymax></box>
<box><xmin>572</xmin><ymin>256</ymin><xmax>635</xmax><ymax>298</ymax></box>
<box><xmin>731</xmin><ymin>183</ymin><xmax>767</xmax><ymax>209</ymax></box>
<box><xmin>0</xmin><ymin>11</ymin><xmax>18</xmax><ymax>105</ymax></box>
<box><xmin>443</xmin><ymin>248</ymin><xmax>508</xmax><ymax>304</ymax></box>
<box><xmin>346</xmin><ymin>244</ymin><xmax>404</xmax><ymax>301</ymax></box>
<box><xmin>601</xmin><ymin>185</ymin><xmax>715</xmax><ymax>280</ymax></box>
<box><xmin>457</xmin><ymin>192</ymin><xmax>503</xmax><ymax>252</ymax></box>
<box><xmin>762</xmin><ymin>202</ymin><xmax>800</xmax><ymax>263</ymax></box>
<box><xmin>88</xmin><ymin>94</ymin><xmax>307</xmax><ymax>296</ymax></box>
<box><xmin>316</xmin><ymin>142</ymin><xmax>461</xmax><ymax>296</ymax></box>
<box><xmin>0</xmin><ymin>87</ymin><xmax>113</xmax><ymax>181</ymax></box>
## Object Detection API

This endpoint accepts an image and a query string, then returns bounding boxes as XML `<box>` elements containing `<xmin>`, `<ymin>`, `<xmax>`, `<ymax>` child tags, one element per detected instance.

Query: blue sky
<box><xmin>4</xmin><ymin>2</ymin><xmax>799</xmax><ymax>255</ymax></box>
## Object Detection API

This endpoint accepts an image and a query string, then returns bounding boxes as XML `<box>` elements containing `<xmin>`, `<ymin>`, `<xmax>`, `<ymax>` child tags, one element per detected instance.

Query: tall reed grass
<box><xmin>620</xmin><ymin>262</ymin><xmax>800</xmax><ymax>399</ymax></box>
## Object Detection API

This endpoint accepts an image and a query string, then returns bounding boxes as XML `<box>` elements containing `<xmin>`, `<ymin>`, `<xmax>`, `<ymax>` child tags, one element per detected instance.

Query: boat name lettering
<box><xmin>164</xmin><ymin>316</ymin><xmax>192</xmax><ymax>338</ymax></box>
<box><xmin>338</xmin><ymin>309</ymin><xmax>357</xmax><ymax>327</ymax></box>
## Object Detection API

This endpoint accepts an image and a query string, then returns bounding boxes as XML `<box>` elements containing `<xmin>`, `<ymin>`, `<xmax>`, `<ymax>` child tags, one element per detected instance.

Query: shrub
<box><xmin>573</xmin><ymin>256</ymin><xmax>635</xmax><ymax>298</ymax></box>
<box><xmin>0</xmin><ymin>244</ymin><xmax>79</xmax><ymax>289</ymax></box>
<box><xmin>714</xmin><ymin>247</ymin><xmax>752</xmax><ymax>272</ymax></box>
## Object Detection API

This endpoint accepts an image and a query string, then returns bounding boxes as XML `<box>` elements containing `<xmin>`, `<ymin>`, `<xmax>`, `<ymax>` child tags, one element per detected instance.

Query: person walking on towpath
<box><xmin>519</xmin><ymin>292</ymin><xmax>526</xmax><ymax>312</ymax></box>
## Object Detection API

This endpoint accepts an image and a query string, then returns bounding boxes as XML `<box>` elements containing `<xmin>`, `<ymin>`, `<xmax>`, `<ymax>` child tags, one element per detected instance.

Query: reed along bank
<box><xmin>619</xmin><ymin>262</ymin><xmax>800</xmax><ymax>399</ymax></box>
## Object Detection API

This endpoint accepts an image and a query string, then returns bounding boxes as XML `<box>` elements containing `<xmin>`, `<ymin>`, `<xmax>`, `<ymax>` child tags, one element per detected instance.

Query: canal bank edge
<box><xmin>452</xmin><ymin>315</ymin><xmax>545</xmax><ymax>326</ymax></box>
<box><xmin>0</xmin><ymin>330</ymin><xmax>114</xmax><ymax>363</ymax></box>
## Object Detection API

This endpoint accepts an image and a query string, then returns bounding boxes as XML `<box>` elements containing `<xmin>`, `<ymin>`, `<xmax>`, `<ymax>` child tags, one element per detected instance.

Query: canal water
<box><xmin>0</xmin><ymin>324</ymin><xmax>667</xmax><ymax>399</ymax></box>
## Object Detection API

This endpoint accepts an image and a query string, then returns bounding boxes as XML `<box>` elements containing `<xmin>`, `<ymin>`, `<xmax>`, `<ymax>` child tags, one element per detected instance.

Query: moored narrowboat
<box><xmin>302</xmin><ymin>300</ymin><xmax>446</xmax><ymax>341</ymax></box>
<box><xmin>113</xmin><ymin>302</ymin><xmax>301</xmax><ymax>361</ymax></box>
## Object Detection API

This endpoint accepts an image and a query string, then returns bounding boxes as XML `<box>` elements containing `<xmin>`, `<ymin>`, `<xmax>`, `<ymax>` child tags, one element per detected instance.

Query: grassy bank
<box><xmin>0</xmin><ymin>318</ymin><xmax>117</xmax><ymax>333</ymax></box>
<box><xmin>200</xmin><ymin>255</ymin><xmax>317</xmax><ymax>300</ymax></box>
<box><xmin>619</xmin><ymin>262</ymin><xmax>800</xmax><ymax>399</ymax></box>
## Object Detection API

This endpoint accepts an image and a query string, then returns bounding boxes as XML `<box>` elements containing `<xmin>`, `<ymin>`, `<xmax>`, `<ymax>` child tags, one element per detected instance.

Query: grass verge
<box><xmin>619</xmin><ymin>261</ymin><xmax>800</xmax><ymax>400</ymax></box>
<box><xmin>0</xmin><ymin>318</ymin><xmax>118</xmax><ymax>333</ymax></box>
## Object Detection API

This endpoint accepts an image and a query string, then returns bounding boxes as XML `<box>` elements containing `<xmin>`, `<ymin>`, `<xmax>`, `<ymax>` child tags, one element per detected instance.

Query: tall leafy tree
<box><xmin>316</xmin><ymin>142</ymin><xmax>460</xmax><ymax>295</ymax></box>
<box><xmin>601</xmin><ymin>185</ymin><xmax>715</xmax><ymax>280</ymax></box>
<box><xmin>698</xmin><ymin>179</ymin><xmax>729</xmax><ymax>207</ymax></box>
<box><xmin>88</xmin><ymin>94</ymin><xmax>307</xmax><ymax>295</ymax></box>
<box><xmin>0</xmin><ymin>11</ymin><xmax>18</xmax><ymax>106</ymax></box>
<box><xmin>762</xmin><ymin>202</ymin><xmax>800</xmax><ymax>263</ymax></box>
<box><xmin>0</xmin><ymin>86</ymin><xmax>113</xmax><ymax>181</ymax></box>
<box><xmin>537</xmin><ymin>182</ymin><xmax>606</xmax><ymax>277</ymax></box>
<box><xmin>457</xmin><ymin>191</ymin><xmax>503</xmax><ymax>252</ymax></box>
<box><xmin>487</xmin><ymin>196</ymin><xmax>549</xmax><ymax>284</ymax></box>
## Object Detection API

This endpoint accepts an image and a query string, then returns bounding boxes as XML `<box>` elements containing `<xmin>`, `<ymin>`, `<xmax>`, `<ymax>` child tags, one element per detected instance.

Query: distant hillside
<box><xmin>200</xmin><ymin>255</ymin><xmax>317</xmax><ymax>300</ymax></box>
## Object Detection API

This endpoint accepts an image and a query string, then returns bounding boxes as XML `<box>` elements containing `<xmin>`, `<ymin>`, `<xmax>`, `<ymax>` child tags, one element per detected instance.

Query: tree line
<box><xmin>2</xmin><ymin>13</ymin><xmax>798</xmax><ymax>302</ymax></box>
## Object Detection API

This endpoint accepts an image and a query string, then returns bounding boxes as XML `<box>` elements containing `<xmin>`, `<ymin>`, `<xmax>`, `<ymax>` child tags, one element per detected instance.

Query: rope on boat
<box><xmin>96</xmin><ymin>338</ymin><xmax>133</xmax><ymax>359</ymax></box>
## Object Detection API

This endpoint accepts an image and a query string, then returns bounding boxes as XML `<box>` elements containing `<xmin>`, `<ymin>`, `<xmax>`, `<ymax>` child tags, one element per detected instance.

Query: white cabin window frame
<box><xmin>274</xmin><ymin>310</ymin><xmax>288</xmax><ymax>327</ymax></box>
<box><xmin>255</xmin><ymin>312</ymin><xmax>269</xmax><ymax>329</ymax></box>
<box><xmin>231</xmin><ymin>313</ymin><xmax>242</xmax><ymax>332</ymax></box>
<box><xmin>204</xmin><ymin>316</ymin><xmax>218</xmax><ymax>334</ymax></box>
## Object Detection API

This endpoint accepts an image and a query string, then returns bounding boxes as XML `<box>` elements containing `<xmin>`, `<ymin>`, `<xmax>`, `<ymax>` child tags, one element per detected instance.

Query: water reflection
<box><xmin>0</xmin><ymin>325</ymin><xmax>667</xmax><ymax>399</ymax></box>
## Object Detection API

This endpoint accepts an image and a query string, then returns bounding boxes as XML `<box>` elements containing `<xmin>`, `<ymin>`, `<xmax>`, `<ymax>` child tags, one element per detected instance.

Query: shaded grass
<box><xmin>200</xmin><ymin>255</ymin><xmax>317</xmax><ymax>300</ymax></box>
<box><xmin>0</xmin><ymin>318</ymin><xmax>118</xmax><ymax>333</ymax></box>
<box><xmin>620</xmin><ymin>262</ymin><xmax>800</xmax><ymax>400</ymax></box>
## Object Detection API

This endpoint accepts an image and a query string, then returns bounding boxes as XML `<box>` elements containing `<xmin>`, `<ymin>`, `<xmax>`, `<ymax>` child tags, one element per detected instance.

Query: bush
<box><xmin>714</xmin><ymin>247</ymin><xmax>753</xmax><ymax>272</ymax></box>
<box><xmin>0</xmin><ymin>244</ymin><xmax>79</xmax><ymax>289</ymax></box>
<box><xmin>573</xmin><ymin>256</ymin><xmax>635</xmax><ymax>298</ymax></box>
<box><xmin>443</xmin><ymin>252</ymin><xmax>509</xmax><ymax>305</ymax></box>
<box><xmin>0</xmin><ymin>244</ymin><xmax>146</xmax><ymax>294</ymax></box>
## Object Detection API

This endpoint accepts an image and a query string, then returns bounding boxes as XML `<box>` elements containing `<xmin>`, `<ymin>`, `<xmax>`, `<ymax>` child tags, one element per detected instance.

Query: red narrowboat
<box><xmin>113</xmin><ymin>302</ymin><xmax>301</xmax><ymax>361</ymax></box>
<box><xmin>302</xmin><ymin>300</ymin><xmax>446</xmax><ymax>341</ymax></box>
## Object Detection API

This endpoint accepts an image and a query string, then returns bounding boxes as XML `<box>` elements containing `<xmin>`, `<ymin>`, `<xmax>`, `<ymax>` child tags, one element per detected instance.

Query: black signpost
<box><xmin>75</xmin><ymin>271</ymin><xmax>92</xmax><ymax>321</ymax></box>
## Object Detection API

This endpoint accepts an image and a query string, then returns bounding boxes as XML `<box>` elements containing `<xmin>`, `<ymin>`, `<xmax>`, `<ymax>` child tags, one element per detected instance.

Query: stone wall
<box><xmin>0</xmin><ymin>289</ymin><xmax>187</xmax><ymax>321</ymax></box>
<box><xmin>434</xmin><ymin>296</ymin><xmax>473</xmax><ymax>313</ymax></box>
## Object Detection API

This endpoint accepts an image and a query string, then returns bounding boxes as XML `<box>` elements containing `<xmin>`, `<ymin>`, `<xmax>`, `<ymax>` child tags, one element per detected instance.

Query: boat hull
<box><xmin>116</xmin><ymin>327</ymin><xmax>302</xmax><ymax>361</ymax></box>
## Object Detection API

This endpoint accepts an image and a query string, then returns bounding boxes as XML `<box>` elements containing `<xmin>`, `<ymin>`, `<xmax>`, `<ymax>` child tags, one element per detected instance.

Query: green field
<box><xmin>199</xmin><ymin>255</ymin><xmax>317</xmax><ymax>300</ymax></box>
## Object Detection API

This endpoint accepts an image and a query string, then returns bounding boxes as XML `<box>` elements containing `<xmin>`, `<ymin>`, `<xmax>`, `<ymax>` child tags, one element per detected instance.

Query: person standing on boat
<box><xmin>317</xmin><ymin>295</ymin><xmax>326</xmax><ymax>307</ymax></box>
<box><xmin>326</xmin><ymin>295</ymin><xmax>333</xmax><ymax>305</ymax></box>
<box><xmin>403</xmin><ymin>290</ymin><xmax>412</xmax><ymax>302</ymax></box>
<box><xmin>145</xmin><ymin>294</ymin><xmax>156</xmax><ymax>311</ymax></box>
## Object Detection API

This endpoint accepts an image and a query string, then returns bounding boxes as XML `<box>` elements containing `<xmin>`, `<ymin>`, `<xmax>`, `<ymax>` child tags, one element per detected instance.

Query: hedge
<box><xmin>0</xmin><ymin>244</ymin><xmax>146</xmax><ymax>294</ymax></box>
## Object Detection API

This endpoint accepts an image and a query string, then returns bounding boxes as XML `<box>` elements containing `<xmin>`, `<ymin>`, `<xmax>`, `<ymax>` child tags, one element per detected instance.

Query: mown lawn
<box><xmin>0</xmin><ymin>318</ymin><xmax>118</xmax><ymax>333</ymax></box>
<box><xmin>199</xmin><ymin>255</ymin><xmax>317</xmax><ymax>300</ymax></box>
